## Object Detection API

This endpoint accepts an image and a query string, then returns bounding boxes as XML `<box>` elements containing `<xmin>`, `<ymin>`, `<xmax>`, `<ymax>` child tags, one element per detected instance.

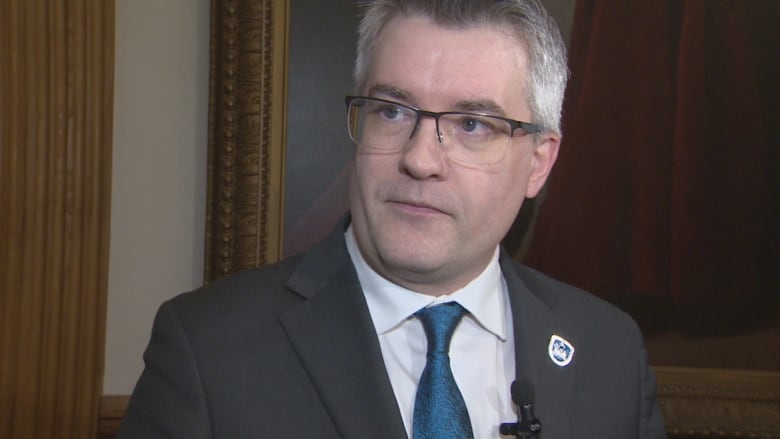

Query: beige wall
<box><xmin>105</xmin><ymin>0</ymin><xmax>210</xmax><ymax>394</ymax></box>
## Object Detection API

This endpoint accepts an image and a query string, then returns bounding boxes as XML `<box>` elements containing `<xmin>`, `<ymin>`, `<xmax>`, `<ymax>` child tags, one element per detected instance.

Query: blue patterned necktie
<box><xmin>413</xmin><ymin>302</ymin><xmax>474</xmax><ymax>439</ymax></box>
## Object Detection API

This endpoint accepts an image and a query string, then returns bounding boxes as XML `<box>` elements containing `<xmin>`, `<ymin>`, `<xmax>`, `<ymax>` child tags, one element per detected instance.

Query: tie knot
<box><xmin>415</xmin><ymin>302</ymin><xmax>467</xmax><ymax>354</ymax></box>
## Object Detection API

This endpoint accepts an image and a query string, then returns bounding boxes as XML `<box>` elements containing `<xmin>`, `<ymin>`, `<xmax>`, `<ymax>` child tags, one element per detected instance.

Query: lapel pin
<box><xmin>548</xmin><ymin>334</ymin><xmax>575</xmax><ymax>367</ymax></box>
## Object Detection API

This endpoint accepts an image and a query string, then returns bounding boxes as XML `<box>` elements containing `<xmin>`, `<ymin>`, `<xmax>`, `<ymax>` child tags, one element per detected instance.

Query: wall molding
<box><xmin>656</xmin><ymin>367</ymin><xmax>780</xmax><ymax>438</ymax></box>
<box><xmin>98</xmin><ymin>396</ymin><xmax>130</xmax><ymax>439</ymax></box>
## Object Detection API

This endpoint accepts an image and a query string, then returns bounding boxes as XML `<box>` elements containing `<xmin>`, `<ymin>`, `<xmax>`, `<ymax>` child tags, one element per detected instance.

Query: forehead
<box><xmin>366</xmin><ymin>15</ymin><xmax>530</xmax><ymax>114</ymax></box>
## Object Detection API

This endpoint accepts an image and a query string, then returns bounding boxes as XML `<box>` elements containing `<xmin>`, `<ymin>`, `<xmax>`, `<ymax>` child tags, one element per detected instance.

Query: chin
<box><xmin>375</xmin><ymin>240</ymin><xmax>449</xmax><ymax>274</ymax></box>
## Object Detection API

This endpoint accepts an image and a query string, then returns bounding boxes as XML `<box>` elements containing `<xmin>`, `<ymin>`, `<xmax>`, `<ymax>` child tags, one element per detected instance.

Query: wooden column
<box><xmin>0</xmin><ymin>1</ymin><xmax>114</xmax><ymax>438</ymax></box>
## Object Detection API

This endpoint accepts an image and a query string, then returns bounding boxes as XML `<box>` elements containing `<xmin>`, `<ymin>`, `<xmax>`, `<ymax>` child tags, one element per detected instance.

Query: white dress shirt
<box><xmin>345</xmin><ymin>226</ymin><xmax>517</xmax><ymax>438</ymax></box>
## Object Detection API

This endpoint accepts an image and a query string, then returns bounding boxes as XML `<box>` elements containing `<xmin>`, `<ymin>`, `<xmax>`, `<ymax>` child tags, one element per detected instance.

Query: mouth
<box><xmin>387</xmin><ymin>199</ymin><xmax>449</xmax><ymax>217</ymax></box>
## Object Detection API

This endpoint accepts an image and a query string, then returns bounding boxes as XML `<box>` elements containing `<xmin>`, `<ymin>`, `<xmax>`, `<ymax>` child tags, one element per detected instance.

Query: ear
<box><xmin>525</xmin><ymin>133</ymin><xmax>560</xmax><ymax>198</ymax></box>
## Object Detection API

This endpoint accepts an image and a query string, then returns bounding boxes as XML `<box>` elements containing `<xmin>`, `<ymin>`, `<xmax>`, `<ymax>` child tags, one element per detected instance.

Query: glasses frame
<box><xmin>345</xmin><ymin>95</ymin><xmax>541</xmax><ymax>145</ymax></box>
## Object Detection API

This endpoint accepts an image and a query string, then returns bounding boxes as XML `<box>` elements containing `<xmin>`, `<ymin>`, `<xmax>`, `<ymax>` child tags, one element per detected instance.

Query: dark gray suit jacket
<box><xmin>119</xmin><ymin>224</ymin><xmax>666</xmax><ymax>438</ymax></box>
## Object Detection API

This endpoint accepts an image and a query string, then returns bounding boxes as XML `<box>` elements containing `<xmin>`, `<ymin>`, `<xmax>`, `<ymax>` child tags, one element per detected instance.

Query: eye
<box><xmin>455</xmin><ymin>115</ymin><xmax>501</xmax><ymax>136</ymax></box>
<box><xmin>460</xmin><ymin>117</ymin><xmax>484</xmax><ymax>133</ymax></box>
<box><xmin>369</xmin><ymin>101</ymin><xmax>406</xmax><ymax>122</ymax></box>
<box><xmin>380</xmin><ymin>104</ymin><xmax>401</xmax><ymax>119</ymax></box>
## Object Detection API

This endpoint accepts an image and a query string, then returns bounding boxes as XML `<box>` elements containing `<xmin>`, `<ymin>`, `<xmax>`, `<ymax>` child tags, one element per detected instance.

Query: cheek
<box><xmin>499</xmin><ymin>154</ymin><xmax>535</xmax><ymax>207</ymax></box>
<box><xmin>464</xmin><ymin>169</ymin><xmax>529</xmax><ymax>227</ymax></box>
<box><xmin>351</xmin><ymin>154</ymin><xmax>395</xmax><ymax>213</ymax></box>
<box><xmin>355</xmin><ymin>152</ymin><xmax>395</xmax><ymax>177</ymax></box>
<box><xmin>352</xmin><ymin>155</ymin><xmax>380</xmax><ymax>194</ymax></box>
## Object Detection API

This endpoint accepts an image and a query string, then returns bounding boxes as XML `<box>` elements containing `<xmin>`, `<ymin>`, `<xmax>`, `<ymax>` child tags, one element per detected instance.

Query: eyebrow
<box><xmin>368</xmin><ymin>83</ymin><xmax>410</xmax><ymax>101</ymax></box>
<box><xmin>367</xmin><ymin>83</ymin><xmax>508</xmax><ymax>117</ymax></box>
<box><xmin>453</xmin><ymin>99</ymin><xmax>507</xmax><ymax>117</ymax></box>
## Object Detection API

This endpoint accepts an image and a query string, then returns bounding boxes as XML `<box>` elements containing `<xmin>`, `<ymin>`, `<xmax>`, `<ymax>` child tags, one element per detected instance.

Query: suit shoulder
<box><xmin>163</xmin><ymin>256</ymin><xmax>304</xmax><ymax>328</ymax></box>
<box><xmin>514</xmin><ymin>263</ymin><xmax>640</xmax><ymax>332</ymax></box>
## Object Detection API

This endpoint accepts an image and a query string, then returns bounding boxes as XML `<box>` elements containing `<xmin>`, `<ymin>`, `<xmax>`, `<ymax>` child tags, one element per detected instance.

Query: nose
<box><xmin>398</xmin><ymin>117</ymin><xmax>448</xmax><ymax>180</ymax></box>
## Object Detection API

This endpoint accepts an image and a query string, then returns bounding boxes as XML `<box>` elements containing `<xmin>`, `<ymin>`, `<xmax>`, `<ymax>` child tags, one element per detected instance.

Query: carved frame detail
<box><xmin>205</xmin><ymin>0</ymin><xmax>289</xmax><ymax>281</ymax></box>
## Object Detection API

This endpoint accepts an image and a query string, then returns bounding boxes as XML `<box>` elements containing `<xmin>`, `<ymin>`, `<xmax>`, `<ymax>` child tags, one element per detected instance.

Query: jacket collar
<box><xmin>280</xmin><ymin>219</ymin><xmax>408</xmax><ymax>438</ymax></box>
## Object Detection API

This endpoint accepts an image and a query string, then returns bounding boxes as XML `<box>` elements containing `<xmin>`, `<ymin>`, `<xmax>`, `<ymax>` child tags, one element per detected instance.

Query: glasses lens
<box><xmin>439</xmin><ymin>113</ymin><xmax>512</xmax><ymax>165</ymax></box>
<box><xmin>347</xmin><ymin>98</ymin><xmax>416</xmax><ymax>151</ymax></box>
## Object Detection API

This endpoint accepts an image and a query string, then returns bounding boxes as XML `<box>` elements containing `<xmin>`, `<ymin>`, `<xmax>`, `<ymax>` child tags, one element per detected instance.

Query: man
<box><xmin>119</xmin><ymin>1</ymin><xmax>666</xmax><ymax>438</ymax></box>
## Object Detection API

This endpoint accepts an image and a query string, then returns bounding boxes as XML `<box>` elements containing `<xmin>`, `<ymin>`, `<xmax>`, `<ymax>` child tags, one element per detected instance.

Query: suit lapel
<box><xmin>280</xmin><ymin>228</ymin><xmax>407</xmax><ymax>439</ymax></box>
<box><xmin>502</xmin><ymin>254</ymin><xmax>575</xmax><ymax>438</ymax></box>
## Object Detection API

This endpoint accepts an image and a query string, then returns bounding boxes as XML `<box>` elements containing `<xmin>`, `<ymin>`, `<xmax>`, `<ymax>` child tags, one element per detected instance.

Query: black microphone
<box><xmin>499</xmin><ymin>379</ymin><xmax>542</xmax><ymax>438</ymax></box>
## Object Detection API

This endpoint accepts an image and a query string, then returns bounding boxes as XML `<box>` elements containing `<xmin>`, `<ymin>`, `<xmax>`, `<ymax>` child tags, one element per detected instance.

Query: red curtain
<box><xmin>525</xmin><ymin>1</ymin><xmax>779</xmax><ymax>332</ymax></box>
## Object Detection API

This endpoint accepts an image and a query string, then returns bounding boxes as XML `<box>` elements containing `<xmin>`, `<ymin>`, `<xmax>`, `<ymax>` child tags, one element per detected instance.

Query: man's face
<box><xmin>350</xmin><ymin>15</ymin><xmax>560</xmax><ymax>295</ymax></box>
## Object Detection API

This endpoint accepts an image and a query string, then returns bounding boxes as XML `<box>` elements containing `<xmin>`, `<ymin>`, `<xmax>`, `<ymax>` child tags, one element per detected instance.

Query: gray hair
<box><xmin>354</xmin><ymin>0</ymin><xmax>569</xmax><ymax>135</ymax></box>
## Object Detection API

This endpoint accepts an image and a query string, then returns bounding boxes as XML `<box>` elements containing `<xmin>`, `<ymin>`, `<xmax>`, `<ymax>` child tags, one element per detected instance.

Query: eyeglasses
<box><xmin>345</xmin><ymin>96</ymin><xmax>540</xmax><ymax>166</ymax></box>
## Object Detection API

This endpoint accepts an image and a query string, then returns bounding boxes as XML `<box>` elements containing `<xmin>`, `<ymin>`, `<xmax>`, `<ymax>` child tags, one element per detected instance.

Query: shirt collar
<box><xmin>345</xmin><ymin>225</ymin><xmax>507</xmax><ymax>340</ymax></box>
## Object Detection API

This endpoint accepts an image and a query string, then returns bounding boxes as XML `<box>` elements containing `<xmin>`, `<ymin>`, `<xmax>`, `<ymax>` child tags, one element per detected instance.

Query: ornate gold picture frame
<box><xmin>205</xmin><ymin>0</ymin><xmax>289</xmax><ymax>281</ymax></box>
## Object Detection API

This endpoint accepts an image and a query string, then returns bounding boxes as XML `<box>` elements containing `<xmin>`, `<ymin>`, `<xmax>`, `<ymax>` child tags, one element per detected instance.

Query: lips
<box><xmin>387</xmin><ymin>198</ymin><xmax>449</xmax><ymax>216</ymax></box>
<box><xmin>379</xmin><ymin>182</ymin><xmax>455</xmax><ymax>218</ymax></box>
